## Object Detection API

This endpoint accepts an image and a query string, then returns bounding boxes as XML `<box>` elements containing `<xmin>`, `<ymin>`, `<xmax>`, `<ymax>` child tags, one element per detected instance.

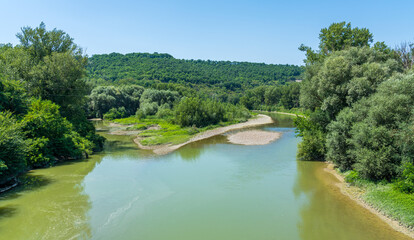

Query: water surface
<box><xmin>0</xmin><ymin>114</ymin><xmax>410</xmax><ymax>239</ymax></box>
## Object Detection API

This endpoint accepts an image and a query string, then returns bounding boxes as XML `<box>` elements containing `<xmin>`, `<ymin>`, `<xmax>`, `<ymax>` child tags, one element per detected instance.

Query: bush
<box><xmin>135</xmin><ymin>109</ymin><xmax>145</xmax><ymax>119</ymax></box>
<box><xmin>394</xmin><ymin>162</ymin><xmax>414</xmax><ymax>193</ymax></box>
<box><xmin>297</xmin><ymin>132</ymin><xmax>326</xmax><ymax>161</ymax></box>
<box><xmin>103</xmin><ymin>107</ymin><xmax>127</xmax><ymax>120</ymax></box>
<box><xmin>22</xmin><ymin>99</ymin><xmax>92</xmax><ymax>165</ymax></box>
<box><xmin>25</xmin><ymin>137</ymin><xmax>50</xmax><ymax>168</ymax></box>
<box><xmin>0</xmin><ymin>112</ymin><xmax>26</xmax><ymax>184</ymax></box>
<box><xmin>140</xmin><ymin>102</ymin><xmax>159</xmax><ymax>116</ymax></box>
<box><xmin>345</xmin><ymin>170</ymin><xmax>360</xmax><ymax>184</ymax></box>
<box><xmin>156</xmin><ymin>104</ymin><xmax>173</xmax><ymax>119</ymax></box>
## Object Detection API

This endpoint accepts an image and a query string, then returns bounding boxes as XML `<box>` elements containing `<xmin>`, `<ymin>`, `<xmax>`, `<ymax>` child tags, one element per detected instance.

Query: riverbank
<box><xmin>227</xmin><ymin>130</ymin><xmax>281</xmax><ymax>145</ymax></box>
<box><xmin>324</xmin><ymin>163</ymin><xmax>414</xmax><ymax>239</ymax></box>
<box><xmin>255</xmin><ymin>110</ymin><xmax>306</xmax><ymax>118</ymax></box>
<box><xmin>134</xmin><ymin>114</ymin><xmax>274</xmax><ymax>155</ymax></box>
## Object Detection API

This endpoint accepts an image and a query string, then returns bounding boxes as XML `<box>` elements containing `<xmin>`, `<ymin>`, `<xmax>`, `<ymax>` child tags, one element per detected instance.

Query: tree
<box><xmin>0</xmin><ymin>112</ymin><xmax>26</xmax><ymax>184</ymax></box>
<box><xmin>16</xmin><ymin>22</ymin><xmax>81</xmax><ymax>62</ymax></box>
<box><xmin>88</xmin><ymin>85</ymin><xmax>145</xmax><ymax>118</ymax></box>
<box><xmin>28</xmin><ymin>52</ymin><xmax>89</xmax><ymax>116</ymax></box>
<box><xmin>296</xmin><ymin>22</ymin><xmax>402</xmax><ymax>165</ymax></box>
<box><xmin>0</xmin><ymin>78</ymin><xmax>28</xmax><ymax>115</ymax></box>
<box><xmin>299</xmin><ymin>22</ymin><xmax>373</xmax><ymax>64</ymax></box>
<box><xmin>395</xmin><ymin>42</ymin><xmax>414</xmax><ymax>70</ymax></box>
<box><xmin>23</xmin><ymin>99</ymin><xmax>92</xmax><ymax>167</ymax></box>
<box><xmin>300</xmin><ymin>46</ymin><xmax>401</xmax><ymax>120</ymax></box>
<box><xmin>327</xmin><ymin>72</ymin><xmax>414</xmax><ymax>180</ymax></box>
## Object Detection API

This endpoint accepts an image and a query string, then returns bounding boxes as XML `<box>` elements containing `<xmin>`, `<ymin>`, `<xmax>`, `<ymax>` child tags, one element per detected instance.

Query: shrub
<box><xmin>140</xmin><ymin>102</ymin><xmax>159</xmax><ymax>116</ymax></box>
<box><xmin>345</xmin><ymin>170</ymin><xmax>360</xmax><ymax>184</ymax></box>
<box><xmin>103</xmin><ymin>107</ymin><xmax>127</xmax><ymax>120</ymax></box>
<box><xmin>394</xmin><ymin>162</ymin><xmax>414</xmax><ymax>193</ymax></box>
<box><xmin>0</xmin><ymin>112</ymin><xmax>26</xmax><ymax>184</ymax></box>
<box><xmin>22</xmin><ymin>99</ymin><xmax>92</xmax><ymax>165</ymax></box>
<box><xmin>156</xmin><ymin>104</ymin><xmax>173</xmax><ymax>119</ymax></box>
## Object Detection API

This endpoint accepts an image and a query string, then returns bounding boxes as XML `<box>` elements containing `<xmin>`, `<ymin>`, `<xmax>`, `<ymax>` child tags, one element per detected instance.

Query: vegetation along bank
<box><xmin>296</xmin><ymin>22</ymin><xmax>414</xmax><ymax>235</ymax></box>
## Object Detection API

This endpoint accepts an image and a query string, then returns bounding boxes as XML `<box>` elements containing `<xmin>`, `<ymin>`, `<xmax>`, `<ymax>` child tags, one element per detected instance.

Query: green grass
<box><xmin>109</xmin><ymin>115</ymin><xmax>247</xmax><ymax>146</ymax></box>
<box><xmin>112</xmin><ymin>117</ymin><xmax>142</xmax><ymax>125</ymax></box>
<box><xmin>137</xmin><ymin>119</ymin><xmax>200</xmax><ymax>146</ymax></box>
<box><xmin>363</xmin><ymin>184</ymin><xmax>414</xmax><ymax>228</ymax></box>
<box><xmin>342</xmin><ymin>170</ymin><xmax>414</xmax><ymax>228</ymax></box>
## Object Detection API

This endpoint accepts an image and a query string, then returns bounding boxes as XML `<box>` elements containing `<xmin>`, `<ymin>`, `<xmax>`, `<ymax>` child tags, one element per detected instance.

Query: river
<box><xmin>0</xmin><ymin>113</ymin><xmax>410</xmax><ymax>240</ymax></box>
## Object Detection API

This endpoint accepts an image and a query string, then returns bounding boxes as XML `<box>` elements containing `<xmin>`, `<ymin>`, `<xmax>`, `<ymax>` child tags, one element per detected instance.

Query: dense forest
<box><xmin>86</xmin><ymin>52</ymin><xmax>303</xmax><ymax>107</ymax></box>
<box><xmin>296</xmin><ymin>22</ymin><xmax>414</xmax><ymax>192</ymax></box>
<box><xmin>87</xmin><ymin>52</ymin><xmax>303</xmax><ymax>88</ymax></box>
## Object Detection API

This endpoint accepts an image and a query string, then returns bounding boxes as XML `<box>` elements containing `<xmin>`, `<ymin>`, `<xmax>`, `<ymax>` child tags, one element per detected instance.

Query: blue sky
<box><xmin>1</xmin><ymin>0</ymin><xmax>413</xmax><ymax>65</ymax></box>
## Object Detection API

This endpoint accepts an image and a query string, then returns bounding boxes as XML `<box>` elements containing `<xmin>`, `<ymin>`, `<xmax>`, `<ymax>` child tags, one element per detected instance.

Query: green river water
<box><xmin>0</xmin><ymin>114</ymin><xmax>410</xmax><ymax>240</ymax></box>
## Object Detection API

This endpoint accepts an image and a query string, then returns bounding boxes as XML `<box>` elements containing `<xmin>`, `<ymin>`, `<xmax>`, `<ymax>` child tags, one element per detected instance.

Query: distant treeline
<box><xmin>86</xmin><ymin>53</ymin><xmax>303</xmax><ymax>109</ymax></box>
<box><xmin>86</xmin><ymin>52</ymin><xmax>303</xmax><ymax>104</ymax></box>
<box><xmin>87</xmin><ymin>52</ymin><xmax>303</xmax><ymax>87</ymax></box>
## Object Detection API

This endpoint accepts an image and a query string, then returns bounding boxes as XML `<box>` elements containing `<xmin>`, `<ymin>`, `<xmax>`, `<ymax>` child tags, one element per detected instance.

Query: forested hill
<box><xmin>86</xmin><ymin>52</ymin><xmax>303</xmax><ymax>90</ymax></box>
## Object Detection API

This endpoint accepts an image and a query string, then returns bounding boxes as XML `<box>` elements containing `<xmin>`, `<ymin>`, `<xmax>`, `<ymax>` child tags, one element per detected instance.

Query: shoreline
<box><xmin>324</xmin><ymin>163</ymin><xmax>414</xmax><ymax>239</ymax></box>
<box><xmin>133</xmin><ymin>114</ymin><xmax>274</xmax><ymax>155</ymax></box>
<box><xmin>255</xmin><ymin>110</ymin><xmax>305</xmax><ymax>118</ymax></box>
<box><xmin>227</xmin><ymin>130</ymin><xmax>281</xmax><ymax>145</ymax></box>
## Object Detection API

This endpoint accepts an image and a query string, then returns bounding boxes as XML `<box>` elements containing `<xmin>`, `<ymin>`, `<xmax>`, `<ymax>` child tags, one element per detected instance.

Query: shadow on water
<box><xmin>0</xmin><ymin>174</ymin><xmax>53</xmax><ymax>201</ymax></box>
<box><xmin>0</xmin><ymin>155</ymin><xmax>97</xmax><ymax>239</ymax></box>
<box><xmin>0</xmin><ymin>206</ymin><xmax>17</xmax><ymax>220</ymax></box>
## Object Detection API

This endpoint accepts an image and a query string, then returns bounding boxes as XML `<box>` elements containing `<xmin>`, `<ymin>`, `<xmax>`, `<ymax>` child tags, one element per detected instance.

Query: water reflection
<box><xmin>294</xmin><ymin>161</ymin><xmax>411</xmax><ymax>240</ymax></box>
<box><xmin>178</xmin><ymin>135</ymin><xmax>227</xmax><ymax>161</ymax></box>
<box><xmin>0</xmin><ymin>152</ymin><xmax>102</xmax><ymax>239</ymax></box>
<box><xmin>257</xmin><ymin>112</ymin><xmax>296</xmax><ymax>128</ymax></box>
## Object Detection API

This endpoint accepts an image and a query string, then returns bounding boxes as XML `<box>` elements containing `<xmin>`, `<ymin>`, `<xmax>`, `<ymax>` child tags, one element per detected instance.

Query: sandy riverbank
<box><xmin>227</xmin><ymin>130</ymin><xmax>281</xmax><ymax>145</ymax></box>
<box><xmin>133</xmin><ymin>114</ymin><xmax>274</xmax><ymax>155</ymax></box>
<box><xmin>324</xmin><ymin>163</ymin><xmax>414</xmax><ymax>239</ymax></box>
<box><xmin>255</xmin><ymin>110</ymin><xmax>305</xmax><ymax>118</ymax></box>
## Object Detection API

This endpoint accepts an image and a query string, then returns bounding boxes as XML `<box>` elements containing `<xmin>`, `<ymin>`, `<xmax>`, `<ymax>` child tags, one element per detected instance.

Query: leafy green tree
<box><xmin>88</xmin><ymin>85</ymin><xmax>144</xmax><ymax>118</ymax></box>
<box><xmin>23</xmin><ymin>99</ymin><xmax>92</xmax><ymax>167</ymax></box>
<box><xmin>103</xmin><ymin>107</ymin><xmax>127</xmax><ymax>120</ymax></box>
<box><xmin>0</xmin><ymin>112</ymin><xmax>26</xmax><ymax>184</ymax></box>
<box><xmin>327</xmin><ymin>72</ymin><xmax>414</xmax><ymax>180</ymax></box>
<box><xmin>140</xmin><ymin>89</ymin><xmax>180</xmax><ymax>108</ymax></box>
<box><xmin>299</xmin><ymin>22</ymin><xmax>373</xmax><ymax>64</ymax></box>
<box><xmin>300</xmin><ymin>47</ymin><xmax>401</xmax><ymax>120</ymax></box>
<box><xmin>0</xmin><ymin>78</ymin><xmax>28</xmax><ymax>115</ymax></box>
<box><xmin>28</xmin><ymin>51</ymin><xmax>89</xmax><ymax>116</ymax></box>
<box><xmin>16</xmin><ymin>22</ymin><xmax>81</xmax><ymax>62</ymax></box>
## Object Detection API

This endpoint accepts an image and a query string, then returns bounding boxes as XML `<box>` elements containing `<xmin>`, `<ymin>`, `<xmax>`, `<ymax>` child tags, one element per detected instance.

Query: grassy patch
<box><xmin>110</xmin><ymin>116</ymin><xmax>247</xmax><ymax>146</ymax></box>
<box><xmin>126</xmin><ymin>123</ymin><xmax>152</xmax><ymax>130</ymax></box>
<box><xmin>137</xmin><ymin>119</ymin><xmax>199</xmax><ymax>146</ymax></box>
<box><xmin>341</xmin><ymin>170</ymin><xmax>414</xmax><ymax>228</ymax></box>
<box><xmin>112</xmin><ymin>117</ymin><xmax>142</xmax><ymax>125</ymax></box>
<box><xmin>363</xmin><ymin>184</ymin><xmax>414</xmax><ymax>228</ymax></box>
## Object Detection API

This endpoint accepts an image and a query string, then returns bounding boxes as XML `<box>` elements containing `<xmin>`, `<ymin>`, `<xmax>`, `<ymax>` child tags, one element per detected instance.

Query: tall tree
<box><xmin>16</xmin><ymin>22</ymin><xmax>81</xmax><ymax>62</ymax></box>
<box><xmin>299</xmin><ymin>22</ymin><xmax>373</xmax><ymax>64</ymax></box>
